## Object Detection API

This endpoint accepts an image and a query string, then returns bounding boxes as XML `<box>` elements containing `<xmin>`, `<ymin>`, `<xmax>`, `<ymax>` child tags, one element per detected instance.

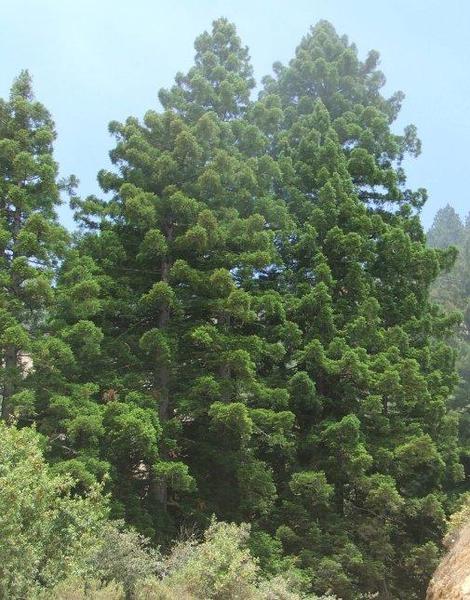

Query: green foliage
<box><xmin>426</xmin><ymin>204</ymin><xmax>470</xmax><ymax>492</ymax></box>
<box><xmin>0</xmin><ymin>424</ymin><xmax>320</xmax><ymax>599</ymax></box>
<box><xmin>0</xmin><ymin>423</ymin><xmax>108</xmax><ymax>598</ymax></box>
<box><xmin>0</xmin><ymin>71</ymin><xmax>70</xmax><ymax>421</ymax></box>
<box><xmin>0</xmin><ymin>423</ymin><xmax>162</xmax><ymax>598</ymax></box>
<box><xmin>90</xmin><ymin>520</ymin><xmax>161</xmax><ymax>595</ymax></box>
<box><xmin>427</xmin><ymin>204</ymin><xmax>464</xmax><ymax>249</ymax></box>
<box><xmin>40</xmin><ymin>580</ymin><xmax>125</xmax><ymax>600</ymax></box>
<box><xmin>133</xmin><ymin>520</ymin><xmax>325</xmax><ymax>600</ymax></box>
<box><xmin>1</xmin><ymin>18</ymin><xmax>465</xmax><ymax>600</ymax></box>
<box><xmin>45</xmin><ymin>521</ymin><xmax>330</xmax><ymax>599</ymax></box>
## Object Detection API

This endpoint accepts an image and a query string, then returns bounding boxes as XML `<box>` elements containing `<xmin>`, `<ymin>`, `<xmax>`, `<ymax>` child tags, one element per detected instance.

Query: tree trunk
<box><xmin>2</xmin><ymin>206</ymin><xmax>21</xmax><ymax>421</ymax></box>
<box><xmin>219</xmin><ymin>312</ymin><xmax>231</xmax><ymax>402</ymax></box>
<box><xmin>1</xmin><ymin>345</ymin><xmax>17</xmax><ymax>421</ymax></box>
<box><xmin>155</xmin><ymin>349</ymin><xmax>170</xmax><ymax>509</ymax></box>
<box><xmin>154</xmin><ymin>229</ymin><xmax>172</xmax><ymax>511</ymax></box>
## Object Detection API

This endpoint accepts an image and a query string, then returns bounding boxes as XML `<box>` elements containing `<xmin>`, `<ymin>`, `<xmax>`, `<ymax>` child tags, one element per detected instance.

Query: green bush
<box><xmin>0</xmin><ymin>423</ymin><xmax>107</xmax><ymax>598</ymax></box>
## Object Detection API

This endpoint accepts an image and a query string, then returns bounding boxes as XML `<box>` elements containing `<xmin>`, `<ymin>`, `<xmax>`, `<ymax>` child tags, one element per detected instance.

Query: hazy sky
<box><xmin>1</xmin><ymin>0</ymin><xmax>469</xmax><ymax>229</ymax></box>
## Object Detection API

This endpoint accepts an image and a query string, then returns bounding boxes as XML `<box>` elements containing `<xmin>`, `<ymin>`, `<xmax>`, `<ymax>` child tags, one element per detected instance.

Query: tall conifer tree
<box><xmin>252</xmin><ymin>21</ymin><xmax>463</xmax><ymax>600</ymax></box>
<box><xmin>0</xmin><ymin>71</ymin><xmax>69</xmax><ymax>421</ymax></box>
<box><xmin>69</xmin><ymin>18</ymin><xmax>295</xmax><ymax>538</ymax></box>
<box><xmin>428</xmin><ymin>207</ymin><xmax>470</xmax><ymax>494</ymax></box>
<box><xmin>11</xmin><ymin>20</ymin><xmax>464</xmax><ymax>600</ymax></box>
<box><xmin>427</xmin><ymin>204</ymin><xmax>464</xmax><ymax>249</ymax></box>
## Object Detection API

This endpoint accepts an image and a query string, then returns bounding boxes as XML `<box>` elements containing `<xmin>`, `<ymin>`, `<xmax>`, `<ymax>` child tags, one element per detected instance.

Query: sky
<box><xmin>1</xmin><ymin>0</ymin><xmax>469</xmax><ymax>230</ymax></box>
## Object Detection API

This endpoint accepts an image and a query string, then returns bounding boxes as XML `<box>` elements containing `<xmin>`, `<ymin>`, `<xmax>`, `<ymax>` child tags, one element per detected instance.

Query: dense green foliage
<box><xmin>1</xmin><ymin>18</ymin><xmax>467</xmax><ymax>600</ymax></box>
<box><xmin>427</xmin><ymin>204</ymin><xmax>470</xmax><ymax>480</ymax></box>
<box><xmin>0</xmin><ymin>71</ymin><xmax>70</xmax><ymax>421</ymax></box>
<box><xmin>0</xmin><ymin>423</ymin><xmax>314</xmax><ymax>599</ymax></box>
<box><xmin>0</xmin><ymin>422</ymin><xmax>106</xmax><ymax>597</ymax></box>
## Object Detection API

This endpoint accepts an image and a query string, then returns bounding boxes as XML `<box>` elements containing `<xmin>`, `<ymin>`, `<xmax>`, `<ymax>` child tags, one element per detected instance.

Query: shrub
<box><xmin>0</xmin><ymin>423</ymin><xmax>107</xmax><ymax>598</ymax></box>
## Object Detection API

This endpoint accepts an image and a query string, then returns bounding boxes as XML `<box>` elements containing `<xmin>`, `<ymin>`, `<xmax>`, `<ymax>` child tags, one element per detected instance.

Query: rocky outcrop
<box><xmin>427</xmin><ymin>524</ymin><xmax>470</xmax><ymax>599</ymax></box>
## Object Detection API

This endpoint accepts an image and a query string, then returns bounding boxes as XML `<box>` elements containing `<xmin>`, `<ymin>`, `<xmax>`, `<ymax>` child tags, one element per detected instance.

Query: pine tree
<box><xmin>262</xmin><ymin>20</ymin><xmax>424</xmax><ymax>208</ymax></box>
<box><xmin>253</xmin><ymin>22</ymin><xmax>463</xmax><ymax>599</ymax></box>
<box><xmin>159</xmin><ymin>17</ymin><xmax>255</xmax><ymax>121</ymax></box>
<box><xmin>0</xmin><ymin>71</ymin><xmax>69</xmax><ymax>421</ymax></box>
<box><xmin>428</xmin><ymin>207</ymin><xmax>470</xmax><ymax>495</ymax></box>
<box><xmin>0</xmin><ymin>73</ymin><xmax>108</xmax><ymax>493</ymax></box>
<box><xmin>69</xmin><ymin>18</ymin><xmax>294</xmax><ymax>539</ymax></box>
<box><xmin>8</xmin><ymin>21</ymin><xmax>464</xmax><ymax>600</ymax></box>
<box><xmin>427</xmin><ymin>204</ymin><xmax>464</xmax><ymax>248</ymax></box>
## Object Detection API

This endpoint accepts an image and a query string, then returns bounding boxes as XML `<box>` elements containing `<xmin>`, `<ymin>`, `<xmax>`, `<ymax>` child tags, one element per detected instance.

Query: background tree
<box><xmin>0</xmin><ymin>71</ymin><xmax>69</xmax><ymax>420</ymax></box>
<box><xmin>427</xmin><ymin>204</ymin><xmax>464</xmax><ymax>249</ymax></box>
<box><xmin>427</xmin><ymin>205</ymin><xmax>470</xmax><ymax>489</ymax></box>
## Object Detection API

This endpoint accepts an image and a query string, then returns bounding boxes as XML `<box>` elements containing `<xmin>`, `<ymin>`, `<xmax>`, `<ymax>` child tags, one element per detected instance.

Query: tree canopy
<box><xmin>0</xmin><ymin>18</ymin><xmax>467</xmax><ymax>600</ymax></box>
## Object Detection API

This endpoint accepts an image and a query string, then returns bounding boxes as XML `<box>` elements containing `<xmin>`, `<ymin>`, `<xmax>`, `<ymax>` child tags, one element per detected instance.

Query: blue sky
<box><xmin>1</xmin><ymin>0</ymin><xmax>469</xmax><ymax>229</ymax></box>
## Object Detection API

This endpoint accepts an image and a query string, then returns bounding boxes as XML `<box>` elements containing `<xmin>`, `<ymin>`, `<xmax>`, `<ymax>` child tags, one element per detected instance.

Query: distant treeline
<box><xmin>427</xmin><ymin>204</ymin><xmax>470</xmax><ymax>476</ymax></box>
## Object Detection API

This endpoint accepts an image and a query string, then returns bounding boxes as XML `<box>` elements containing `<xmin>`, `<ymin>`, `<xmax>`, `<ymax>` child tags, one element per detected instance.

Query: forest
<box><xmin>1</xmin><ymin>17</ymin><xmax>468</xmax><ymax>600</ymax></box>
